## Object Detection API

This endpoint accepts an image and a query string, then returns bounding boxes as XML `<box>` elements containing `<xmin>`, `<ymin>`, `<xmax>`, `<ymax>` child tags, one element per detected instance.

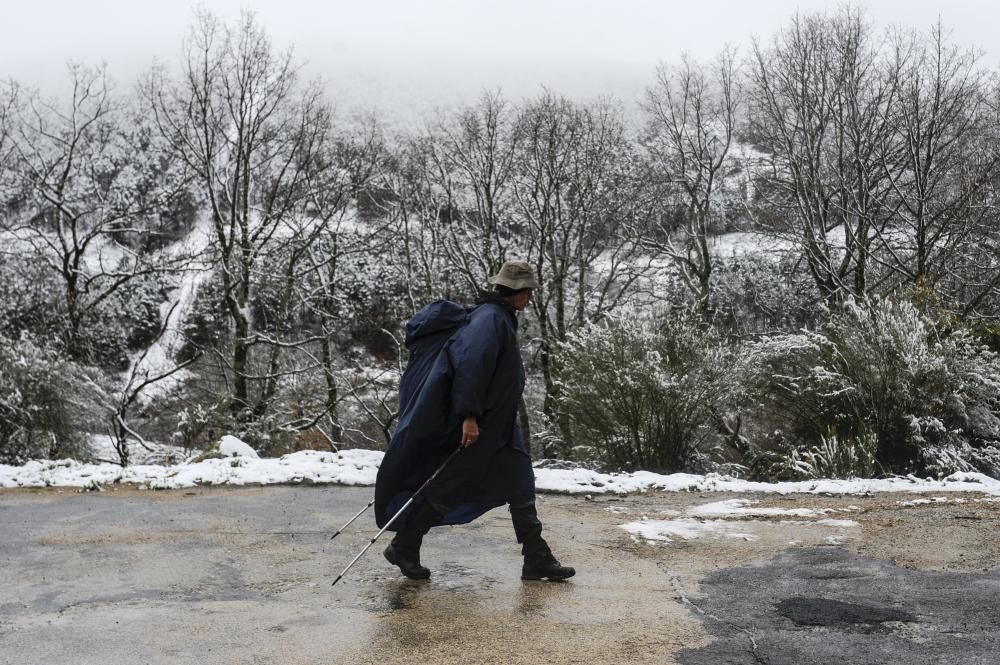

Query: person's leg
<box><xmin>502</xmin><ymin>450</ymin><xmax>575</xmax><ymax>581</ymax></box>
<box><xmin>384</xmin><ymin>499</ymin><xmax>442</xmax><ymax>580</ymax></box>
<box><xmin>509</xmin><ymin>502</ymin><xmax>575</xmax><ymax>581</ymax></box>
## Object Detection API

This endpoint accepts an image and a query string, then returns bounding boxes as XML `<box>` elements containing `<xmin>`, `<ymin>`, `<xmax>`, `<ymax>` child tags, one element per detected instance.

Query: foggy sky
<box><xmin>2</xmin><ymin>0</ymin><xmax>994</xmax><ymax>117</ymax></box>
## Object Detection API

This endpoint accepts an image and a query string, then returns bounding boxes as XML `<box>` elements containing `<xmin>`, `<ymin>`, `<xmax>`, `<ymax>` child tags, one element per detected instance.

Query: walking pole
<box><xmin>330</xmin><ymin>499</ymin><xmax>375</xmax><ymax>540</ymax></box>
<box><xmin>331</xmin><ymin>446</ymin><xmax>461</xmax><ymax>586</ymax></box>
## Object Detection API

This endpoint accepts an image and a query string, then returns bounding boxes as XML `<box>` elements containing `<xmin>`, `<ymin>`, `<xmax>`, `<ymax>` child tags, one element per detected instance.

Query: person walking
<box><xmin>373</xmin><ymin>260</ymin><xmax>575</xmax><ymax>582</ymax></box>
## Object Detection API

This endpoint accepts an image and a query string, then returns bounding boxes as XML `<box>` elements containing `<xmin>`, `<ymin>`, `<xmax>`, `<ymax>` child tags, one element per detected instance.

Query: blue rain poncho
<box><xmin>374</xmin><ymin>300</ymin><xmax>535</xmax><ymax>529</ymax></box>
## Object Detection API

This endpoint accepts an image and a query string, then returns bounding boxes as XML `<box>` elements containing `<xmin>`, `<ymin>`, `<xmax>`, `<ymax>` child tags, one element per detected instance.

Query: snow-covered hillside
<box><xmin>126</xmin><ymin>214</ymin><xmax>215</xmax><ymax>406</ymax></box>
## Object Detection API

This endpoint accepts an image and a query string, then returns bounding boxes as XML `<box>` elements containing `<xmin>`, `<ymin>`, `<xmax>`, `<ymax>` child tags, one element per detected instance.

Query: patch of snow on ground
<box><xmin>218</xmin><ymin>435</ymin><xmax>259</xmax><ymax>459</ymax></box>
<box><xmin>0</xmin><ymin>450</ymin><xmax>383</xmax><ymax>489</ymax></box>
<box><xmin>621</xmin><ymin>499</ymin><xmax>860</xmax><ymax>545</ymax></box>
<box><xmin>686</xmin><ymin>498</ymin><xmax>827</xmax><ymax>518</ymax></box>
<box><xmin>816</xmin><ymin>519</ymin><xmax>861</xmax><ymax>528</ymax></box>
<box><xmin>621</xmin><ymin>515</ymin><xmax>860</xmax><ymax>545</ymax></box>
<box><xmin>898</xmin><ymin>496</ymin><xmax>952</xmax><ymax>507</ymax></box>
<box><xmin>532</xmin><ymin>467</ymin><xmax>1000</xmax><ymax>496</ymax></box>
<box><xmin>4</xmin><ymin>447</ymin><xmax>1000</xmax><ymax>497</ymax></box>
<box><xmin>620</xmin><ymin>519</ymin><xmax>756</xmax><ymax>543</ymax></box>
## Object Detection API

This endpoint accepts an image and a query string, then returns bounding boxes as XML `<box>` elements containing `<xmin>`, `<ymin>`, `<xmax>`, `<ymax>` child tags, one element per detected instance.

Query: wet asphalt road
<box><xmin>1</xmin><ymin>485</ymin><xmax>999</xmax><ymax>664</ymax></box>
<box><xmin>675</xmin><ymin>547</ymin><xmax>1000</xmax><ymax>665</ymax></box>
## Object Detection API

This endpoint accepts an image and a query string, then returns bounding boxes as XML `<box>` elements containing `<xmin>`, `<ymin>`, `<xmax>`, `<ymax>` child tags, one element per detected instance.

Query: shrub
<box><xmin>745</xmin><ymin>297</ymin><xmax>1000</xmax><ymax>475</ymax></box>
<box><xmin>919</xmin><ymin>442</ymin><xmax>1000</xmax><ymax>478</ymax></box>
<box><xmin>772</xmin><ymin>430</ymin><xmax>879</xmax><ymax>480</ymax></box>
<box><xmin>553</xmin><ymin>311</ymin><xmax>736</xmax><ymax>472</ymax></box>
<box><xmin>708</xmin><ymin>252</ymin><xmax>822</xmax><ymax>334</ymax></box>
<box><xmin>0</xmin><ymin>333</ymin><xmax>100</xmax><ymax>464</ymax></box>
<box><xmin>0</xmin><ymin>250</ymin><xmax>163</xmax><ymax>371</ymax></box>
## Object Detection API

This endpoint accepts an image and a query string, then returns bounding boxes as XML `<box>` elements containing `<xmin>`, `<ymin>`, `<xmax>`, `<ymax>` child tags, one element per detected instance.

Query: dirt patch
<box><xmin>849</xmin><ymin>495</ymin><xmax>1000</xmax><ymax>571</ymax></box>
<box><xmin>599</xmin><ymin>490</ymin><xmax>1000</xmax><ymax>572</ymax></box>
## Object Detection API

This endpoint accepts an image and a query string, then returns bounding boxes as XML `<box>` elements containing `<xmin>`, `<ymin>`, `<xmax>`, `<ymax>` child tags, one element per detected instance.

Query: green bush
<box><xmin>745</xmin><ymin>297</ymin><xmax>1000</xmax><ymax>475</ymax></box>
<box><xmin>553</xmin><ymin>312</ymin><xmax>736</xmax><ymax>472</ymax></box>
<box><xmin>0</xmin><ymin>333</ymin><xmax>99</xmax><ymax>464</ymax></box>
<box><xmin>771</xmin><ymin>430</ymin><xmax>880</xmax><ymax>480</ymax></box>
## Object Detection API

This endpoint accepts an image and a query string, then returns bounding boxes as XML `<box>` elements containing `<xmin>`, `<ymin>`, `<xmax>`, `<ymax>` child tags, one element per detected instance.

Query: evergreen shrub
<box><xmin>745</xmin><ymin>298</ymin><xmax>1000</xmax><ymax>476</ymax></box>
<box><xmin>554</xmin><ymin>312</ymin><xmax>735</xmax><ymax>472</ymax></box>
<box><xmin>0</xmin><ymin>333</ymin><xmax>98</xmax><ymax>464</ymax></box>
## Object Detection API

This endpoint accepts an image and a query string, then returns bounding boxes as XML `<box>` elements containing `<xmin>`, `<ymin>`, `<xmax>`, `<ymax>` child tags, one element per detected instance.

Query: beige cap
<box><xmin>488</xmin><ymin>260</ymin><xmax>540</xmax><ymax>290</ymax></box>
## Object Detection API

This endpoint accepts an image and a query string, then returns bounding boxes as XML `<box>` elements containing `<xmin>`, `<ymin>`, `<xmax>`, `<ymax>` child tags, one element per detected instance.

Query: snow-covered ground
<box><xmin>4</xmin><ymin>443</ymin><xmax>1000</xmax><ymax>496</ymax></box>
<box><xmin>0</xmin><ymin>449</ymin><xmax>384</xmax><ymax>490</ymax></box>
<box><xmin>88</xmin><ymin>434</ymin><xmax>190</xmax><ymax>465</ymax></box>
<box><xmin>126</xmin><ymin>213</ymin><xmax>215</xmax><ymax>407</ymax></box>
<box><xmin>533</xmin><ymin>466</ymin><xmax>1000</xmax><ymax>496</ymax></box>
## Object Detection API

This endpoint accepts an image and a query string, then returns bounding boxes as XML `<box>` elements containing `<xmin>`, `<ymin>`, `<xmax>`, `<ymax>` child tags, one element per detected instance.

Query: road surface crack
<box><xmin>660</xmin><ymin>562</ymin><xmax>770</xmax><ymax>664</ymax></box>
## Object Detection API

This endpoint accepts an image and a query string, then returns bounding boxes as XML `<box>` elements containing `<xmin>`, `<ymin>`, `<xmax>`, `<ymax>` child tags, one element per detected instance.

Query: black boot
<box><xmin>384</xmin><ymin>500</ymin><xmax>441</xmax><ymax>580</ymax></box>
<box><xmin>510</xmin><ymin>504</ymin><xmax>575</xmax><ymax>581</ymax></box>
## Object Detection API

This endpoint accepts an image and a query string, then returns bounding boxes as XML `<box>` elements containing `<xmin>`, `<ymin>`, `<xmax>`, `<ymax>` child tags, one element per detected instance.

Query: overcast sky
<box><xmin>2</xmin><ymin>1</ymin><xmax>995</xmax><ymax>119</ymax></box>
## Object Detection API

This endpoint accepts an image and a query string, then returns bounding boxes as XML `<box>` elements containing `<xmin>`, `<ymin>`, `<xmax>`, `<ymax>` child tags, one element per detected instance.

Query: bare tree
<box><xmin>878</xmin><ymin>24</ymin><xmax>998</xmax><ymax>304</ymax></box>
<box><xmin>825</xmin><ymin>13</ymin><xmax>899</xmax><ymax>296</ymax></box>
<box><xmin>642</xmin><ymin>50</ymin><xmax>741</xmax><ymax>312</ymax></box>
<box><xmin>381</xmin><ymin>133</ymin><xmax>454</xmax><ymax>308</ymax></box>
<box><xmin>107</xmin><ymin>301</ymin><xmax>201</xmax><ymax>465</ymax></box>
<box><xmin>3</xmin><ymin>65</ymin><xmax>177</xmax><ymax>363</ymax></box>
<box><xmin>512</xmin><ymin>92</ymin><xmax>653</xmax><ymax>441</ymax></box>
<box><xmin>0</xmin><ymin>81</ymin><xmax>15</xmax><ymax>185</ymax></box>
<box><xmin>144</xmin><ymin>10</ymin><xmax>331</xmax><ymax>422</ymax></box>
<box><xmin>427</xmin><ymin>91</ymin><xmax>518</xmax><ymax>291</ymax></box>
<box><xmin>748</xmin><ymin>8</ymin><xmax>890</xmax><ymax>302</ymax></box>
<box><xmin>381</xmin><ymin>92</ymin><xmax>520</xmax><ymax>302</ymax></box>
<box><xmin>295</xmin><ymin>118</ymin><xmax>395</xmax><ymax>445</ymax></box>
<box><xmin>958</xmin><ymin>79</ymin><xmax>1000</xmax><ymax>318</ymax></box>
<box><xmin>0</xmin><ymin>82</ymin><xmax>18</xmax><ymax>232</ymax></box>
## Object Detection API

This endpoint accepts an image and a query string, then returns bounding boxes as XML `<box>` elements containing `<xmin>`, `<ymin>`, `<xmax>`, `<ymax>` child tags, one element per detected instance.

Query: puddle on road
<box><xmin>357</xmin><ymin>562</ymin><xmax>501</xmax><ymax>614</ymax></box>
<box><xmin>675</xmin><ymin>547</ymin><xmax>1000</xmax><ymax>665</ymax></box>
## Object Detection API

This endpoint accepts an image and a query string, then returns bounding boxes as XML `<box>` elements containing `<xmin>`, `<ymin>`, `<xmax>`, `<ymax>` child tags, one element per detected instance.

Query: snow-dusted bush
<box><xmin>0</xmin><ymin>253</ymin><xmax>63</xmax><ymax>341</ymax></box>
<box><xmin>920</xmin><ymin>442</ymin><xmax>1000</xmax><ymax>478</ymax></box>
<box><xmin>553</xmin><ymin>312</ymin><xmax>736</xmax><ymax>472</ymax></box>
<box><xmin>771</xmin><ymin>430</ymin><xmax>879</xmax><ymax>480</ymax></box>
<box><xmin>0</xmin><ymin>250</ymin><xmax>163</xmax><ymax>370</ymax></box>
<box><xmin>0</xmin><ymin>333</ymin><xmax>99</xmax><ymax>464</ymax></box>
<box><xmin>746</xmin><ymin>297</ymin><xmax>1000</xmax><ymax>475</ymax></box>
<box><xmin>709</xmin><ymin>253</ymin><xmax>821</xmax><ymax>334</ymax></box>
<box><xmin>170</xmin><ymin>404</ymin><xmax>216</xmax><ymax>452</ymax></box>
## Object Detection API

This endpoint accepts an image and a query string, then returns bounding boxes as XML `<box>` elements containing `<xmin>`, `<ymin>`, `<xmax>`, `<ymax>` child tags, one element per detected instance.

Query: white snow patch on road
<box><xmin>619</xmin><ymin>499</ymin><xmax>861</xmax><ymax>543</ymax></box>
<box><xmin>898</xmin><ymin>496</ymin><xmax>956</xmax><ymax>507</ymax></box>
<box><xmin>620</xmin><ymin>519</ymin><xmax>756</xmax><ymax>543</ymax></box>
<box><xmin>816</xmin><ymin>519</ymin><xmax>861</xmax><ymax>528</ymax></box>
<box><xmin>620</xmin><ymin>499</ymin><xmax>861</xmax><ymax>545</ymax></box>
<box><xmin>686</xmin><ymin>499</ymin><xmax>827</xmax><ymax>518</ymax></box>
<box><xmin>621</xmin><ymin>516</ymin><xmax>860</xmax><ymax>545</ymax></box>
